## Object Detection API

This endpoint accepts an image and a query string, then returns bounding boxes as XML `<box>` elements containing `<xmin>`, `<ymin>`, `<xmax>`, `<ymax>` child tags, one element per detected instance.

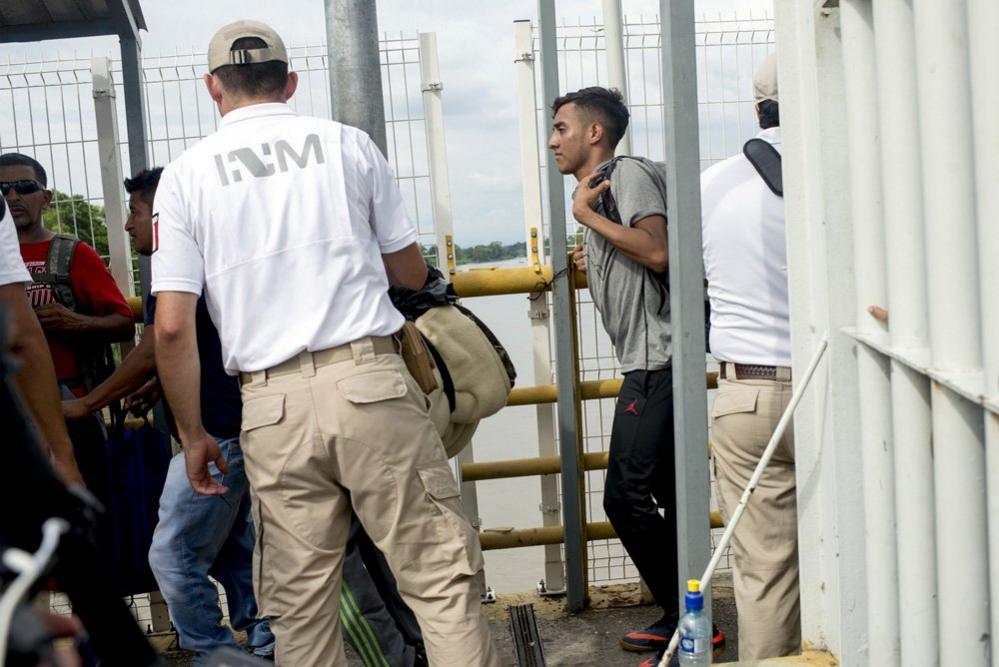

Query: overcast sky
<box><xmin>0</xmin><ymin>0</ymin><xmax>772</xmax><ymax>245</ymax></box>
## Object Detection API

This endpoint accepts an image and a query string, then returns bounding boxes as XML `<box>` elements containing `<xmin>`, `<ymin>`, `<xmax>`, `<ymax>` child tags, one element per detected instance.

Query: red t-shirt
<box><xmin>20</xmin><ymin>238</ymin><xmax>133</xmax><ymax>396</ymax></box>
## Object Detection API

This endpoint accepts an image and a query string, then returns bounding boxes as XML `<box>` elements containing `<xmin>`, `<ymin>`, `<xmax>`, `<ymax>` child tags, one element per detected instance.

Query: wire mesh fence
<box><xmin>0</xmin><ymin>54</ymin><xmax>109</xmax><ymax>265</ymax></box>
<box><xmin>530</xmin><ymin>11</ymin><xmax>776</xmax><ymax>584</ymax></box>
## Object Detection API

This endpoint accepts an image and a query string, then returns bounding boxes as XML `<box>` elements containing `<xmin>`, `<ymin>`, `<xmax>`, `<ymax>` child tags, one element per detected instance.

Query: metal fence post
<box><xmin>658</xmin><ymin>0</ymin><xmax>711</xmax><ymax>619</ymax></box>
<box><xmin>119</xmin><ymin>34</ymin><xmax>148</xmax><ymax>298</ymax></box>
<box><xmin>513</xmin><ymin>18</ymin><xmax>565</xmax><ymax>595</ymax></box>
<box><xmin>324</xmin><ymin>0</ymin><xmax>388</xmax><ymax>156</ymax></box>
<box><xmin>538</xmin><ymin>0</ymin><xmax>588</xmax><ymax>612</ymax></box>
<box><xmin>418</xmin><ymin>32</ymin><xmax>452</xmax><ymax>271</ymax></box>
<box><xmin>417</xmin><ymin>31</ymin><xmax>489</xmax><ymax>597</ymax></box>
<box><xmin>90</xmin><ymin>57</ymin><xmax>133</xmax><ymax>301</ymax></box>
<box><xmin>602</xmin><ymin>0</ymin><xmax>631</xmax><ymax>156</ymax></box>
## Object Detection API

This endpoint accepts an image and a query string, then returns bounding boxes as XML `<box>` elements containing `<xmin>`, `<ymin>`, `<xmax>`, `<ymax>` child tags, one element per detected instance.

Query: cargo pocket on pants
<box><xmin>711</xmin><ymin>387</ymin><xmax>760</xmax><ymax>421</ymax></box>
<box><xmin>338</xmin><ymin>370</ymin><xmax>408</xmax><ymax>403</ymax></box>
<box><xmin>417</xmin><ymin>464</ymin><xmax>484</xmax><ymax>576</ymax></box>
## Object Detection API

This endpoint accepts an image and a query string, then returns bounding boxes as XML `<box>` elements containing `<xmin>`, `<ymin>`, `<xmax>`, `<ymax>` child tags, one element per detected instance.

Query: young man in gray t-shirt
<box><xmin>548</xmin><ymin>87</ymin><xmax>723</xmax><ymax>665</ymax></box>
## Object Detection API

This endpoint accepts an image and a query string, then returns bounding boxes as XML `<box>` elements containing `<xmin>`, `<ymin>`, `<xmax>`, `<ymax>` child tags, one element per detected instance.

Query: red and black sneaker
<box><xmin>620</xmin><ymin>615</ymin><xmax>677</xmax><ymax>652</ymax></box>
<box><xmin>632</xmin><ymin>625</ymin><xmax>726</xmax><ymax>666</ymax></box>
<box><xmin>711</xmin><ymin>624</ymin><xmax>726</xmax><ymax>656</ymax></box>
<box><xmin>638</xmin><ymin>647</ymin><xmax>677</xmax><ymax>667</ymax></box>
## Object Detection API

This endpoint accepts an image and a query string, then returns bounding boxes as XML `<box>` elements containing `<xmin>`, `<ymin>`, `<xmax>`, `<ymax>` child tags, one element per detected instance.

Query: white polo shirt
<box><xmin>151</xmin><ymin>102</ymin><xmax>416</xmax><ymax>374</ymax></box>
<box><xmin>701</xmin><ymin>127</ymin><xmax>790</xmax><ymax>368</ymax></box>
<box><xmin>0</xmin><ymin>202</ymin><xmax>31</xmax><ymax>286</ymax></box>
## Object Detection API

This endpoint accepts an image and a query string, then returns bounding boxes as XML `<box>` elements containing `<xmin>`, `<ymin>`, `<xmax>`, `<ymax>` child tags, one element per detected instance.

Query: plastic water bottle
<box><xmin>678</xmin><ymin>579</ymin><xmax>712</xmax><ymax>666</ymax></box>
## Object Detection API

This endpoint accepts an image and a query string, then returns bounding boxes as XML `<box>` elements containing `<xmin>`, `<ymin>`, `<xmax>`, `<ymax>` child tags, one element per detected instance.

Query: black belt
<box><xmin>718</xmin><ymin>363</ymin><xmax>791</xmax><ymax>381</ymax></box>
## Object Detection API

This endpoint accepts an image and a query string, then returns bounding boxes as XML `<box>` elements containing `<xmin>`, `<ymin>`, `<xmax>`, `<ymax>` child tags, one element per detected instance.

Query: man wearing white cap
<box><xmin>700</xmin><ymin>53</ymin><xmax>800</xmax><ymax>659</ymax></box>
<box><xmin>151</xmin><ymin>19</ymin><xmax>498</xmax><ymax>666</ymax></box>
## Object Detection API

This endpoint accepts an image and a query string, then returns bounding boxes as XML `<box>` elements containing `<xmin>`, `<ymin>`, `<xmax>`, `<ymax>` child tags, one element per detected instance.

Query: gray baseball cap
<box><xmin>208</xmin><ymin>20</ymin><xmax>288</xmax><ymax>73</ymax></box>
<box><xmin>753</xmin><ymin>53</ymin><xmax>778</xmax><ymax>104</ymax></box>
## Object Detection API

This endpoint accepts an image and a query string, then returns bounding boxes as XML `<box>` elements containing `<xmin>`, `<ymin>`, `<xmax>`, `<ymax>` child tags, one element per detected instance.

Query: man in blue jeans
<box><xmin>62</xmin><ymin>167</ymin><xmax>274</xmax><ymax>663</ymax></box>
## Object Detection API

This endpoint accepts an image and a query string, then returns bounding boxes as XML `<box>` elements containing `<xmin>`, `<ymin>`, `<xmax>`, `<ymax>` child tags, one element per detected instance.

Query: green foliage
<box><xmin>421</xmin><ymin>241</ymin><xmax>527</xmax><ymax>266</ymax></box>
<box><xmin>43</xmin><ymin>190</ymin><xmax>109</xmax><ymax>257</ymax></box>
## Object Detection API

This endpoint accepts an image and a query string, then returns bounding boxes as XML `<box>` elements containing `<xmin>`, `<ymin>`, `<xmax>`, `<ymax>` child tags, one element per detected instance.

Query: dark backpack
<box><xmin>593</xmin><ymin>156</ymin><xmax>713</xmax><ymax>351</ymax></box>
<box><xmin>32</xmin><ymin>234</ymin><xmax>117</xmax><ymax>394</ymax></box>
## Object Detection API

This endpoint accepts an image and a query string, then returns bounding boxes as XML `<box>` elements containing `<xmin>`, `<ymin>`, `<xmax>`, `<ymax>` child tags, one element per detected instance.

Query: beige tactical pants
<box><xmin>711</xmin><ymin>368</ymin><xmax>801</xmax><ymax>660</ymax></box>
<box><xmin>238</xmin><ymin>336</ymin><xmax>499</xmax><ymax>666</ymax></box>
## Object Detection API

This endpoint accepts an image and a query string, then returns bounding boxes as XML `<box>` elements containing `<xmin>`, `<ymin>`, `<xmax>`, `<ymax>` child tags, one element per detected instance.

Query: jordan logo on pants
<box><xmin>623</xmin><ymin>399</ymin><xmax>640</xmax><ymax>416</ymax></box>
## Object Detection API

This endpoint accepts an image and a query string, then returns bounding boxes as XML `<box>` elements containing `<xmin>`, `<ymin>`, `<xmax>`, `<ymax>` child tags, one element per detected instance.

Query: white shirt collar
<box><xmin>220</xmin><ymin>102</ymin><xmax>296</xmax><ymax>128</ymax></box>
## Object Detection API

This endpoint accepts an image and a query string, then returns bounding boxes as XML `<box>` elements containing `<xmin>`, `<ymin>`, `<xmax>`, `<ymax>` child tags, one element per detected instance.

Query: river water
<box><xmin>452</xmin><ymin>258</ymin><xmax>553</xmax><ymax>593</ymax></box>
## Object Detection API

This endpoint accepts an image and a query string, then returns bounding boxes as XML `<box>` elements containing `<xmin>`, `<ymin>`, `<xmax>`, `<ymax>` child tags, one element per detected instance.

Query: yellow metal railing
<box><xmin>128</xmin><ymin>263</ymin><xmax>725</xmax><ymax>547</ymax></box>
<box><xmin>480</xmin><ymin>514</ymin><xmax>725</xmax><ymax>551</ymax></box>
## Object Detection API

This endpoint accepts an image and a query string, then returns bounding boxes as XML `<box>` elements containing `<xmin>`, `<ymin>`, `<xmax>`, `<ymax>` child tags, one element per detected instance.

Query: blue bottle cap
<box><xmin>684</xmin><ymin>579</ymin><xmax>703</xmax><ymax>611</ymax></box>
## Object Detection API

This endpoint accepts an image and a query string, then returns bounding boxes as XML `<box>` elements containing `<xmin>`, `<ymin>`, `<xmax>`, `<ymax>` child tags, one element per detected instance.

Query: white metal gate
<box><xmin>777</xmin><ymin>0</ymin><xmax>997</xmax><ymax>664</ymax></box>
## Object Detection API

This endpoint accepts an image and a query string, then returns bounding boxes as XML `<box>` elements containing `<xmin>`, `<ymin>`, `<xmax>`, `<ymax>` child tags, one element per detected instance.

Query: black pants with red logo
<box><xmin>603</xmin><ymin>366</ymin><xmax>679</xmax><ymax>619</ymax></box>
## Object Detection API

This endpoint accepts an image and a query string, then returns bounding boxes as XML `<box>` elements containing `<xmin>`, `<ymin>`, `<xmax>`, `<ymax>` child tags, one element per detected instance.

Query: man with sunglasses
<box><xmin>0</xmin><ymin>186</ymin><xmax>83</xmax><ymax>487</ymax></box>
<box><xmin>1</xmin><ymin>153</ymin><xmax>134</xmax><ymax>511</ymax></box>
<box><xmin>0</xmin><ymin>153</ymin><xmax>135</xmax><ymax>399</ymax></box>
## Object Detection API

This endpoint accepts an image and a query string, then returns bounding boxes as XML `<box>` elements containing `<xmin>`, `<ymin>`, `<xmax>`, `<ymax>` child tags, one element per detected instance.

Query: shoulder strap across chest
<box><xmin>743</xmin><ymin>138</ymin><xmax>783</xmax><ymax>197</ymax></box>
<box><xmin>35</xmin><ymin>234</ymin><xmax>79</xmax><ymax>310</ymax></box>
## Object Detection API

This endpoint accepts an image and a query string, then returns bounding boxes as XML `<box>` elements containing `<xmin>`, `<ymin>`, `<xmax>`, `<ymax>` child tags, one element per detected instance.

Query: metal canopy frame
<box><xmin>0</xmin><ymin>1</ymin><xmax>145</xmax><ymax>46</ymax></box>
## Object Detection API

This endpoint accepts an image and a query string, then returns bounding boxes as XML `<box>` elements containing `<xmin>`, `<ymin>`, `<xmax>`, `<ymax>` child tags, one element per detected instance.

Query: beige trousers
<box><xmin>238</xmin><ymin>337</ymin><xmax>499</xmax><ymax>666</ymax></box>
<box><xmin>711</xmin><ymin>370</ymin><xmax>801</xmax><ymax>660</ymax></box>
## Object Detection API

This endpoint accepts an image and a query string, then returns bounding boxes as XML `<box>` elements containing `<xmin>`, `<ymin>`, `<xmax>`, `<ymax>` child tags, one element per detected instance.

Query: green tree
<box><xmin>42</xmin><ymin>189</ymin><xmax>109</xmax><ymax>257</ymax></box>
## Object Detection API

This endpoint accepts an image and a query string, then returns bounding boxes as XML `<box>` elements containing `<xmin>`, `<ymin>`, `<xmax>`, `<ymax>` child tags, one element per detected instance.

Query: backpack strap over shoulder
<box><xmin>743</xmin><ymin>138</ymin><xmax>783</xmax><ymax>197</ymax></box>
<box><xmin>35</xmin><ymin>234</ymin><xmax>79</xmax><ymax>310</ymax></box>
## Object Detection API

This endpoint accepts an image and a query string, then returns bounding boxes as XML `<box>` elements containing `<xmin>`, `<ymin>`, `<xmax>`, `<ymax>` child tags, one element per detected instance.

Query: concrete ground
<box><xmin>155</xmin><ymin>577</ymin><xmax>742</xmax><ymax>666</ymax></box>
<box><xmin>480</xmin><ymin>581</ymin><xmax>740</xmax><ymax>666</ymax></box>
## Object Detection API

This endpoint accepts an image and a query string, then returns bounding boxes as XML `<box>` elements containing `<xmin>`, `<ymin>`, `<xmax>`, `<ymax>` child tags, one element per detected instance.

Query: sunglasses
<box><xmin>0</xmin><ymin>179</ymin><xmax>45</xmax><ymax>196</ymax></box>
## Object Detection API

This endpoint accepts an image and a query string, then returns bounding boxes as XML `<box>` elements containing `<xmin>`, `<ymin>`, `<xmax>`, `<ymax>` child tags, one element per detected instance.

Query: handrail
<box><xmin>479</xmin><ymin>514</ymin><xmax>725</xmax><ymax>551</ymax></box>
<box><xmin>124</xmin><ymin>264</ymin><xmax>590</xmax><ymax>323</ymax></box>
<box><xmin>507</xmin><ymin>373</ymin><xmax>717</xmax><ymax>406</ymax></box>
<box><xmin>462</xmin><ymin>451</ymin><xmax>610</xmax><ymax>482</ymax></box>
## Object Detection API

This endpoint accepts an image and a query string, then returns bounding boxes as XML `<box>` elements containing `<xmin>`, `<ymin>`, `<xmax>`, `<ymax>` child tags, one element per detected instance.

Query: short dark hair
<box><xmin>123</xmin><ymin>167</ymin><xmax>163</xmax><ymax>204</ymax></box>
<box><xmin>212</xmin><ymin>37</ymin><xmax>289</xmax><ymax>99</ymax></box>
<box><xmin>552</xmin><ymin>87</ymin><xmax>630</xmax><ymax>149</ymax></box>
<box><xmin>758</xmin><ymin>100</ymin><xmax>779</xmax><ymax>129</ymax></box>
<box><xmin>0</xmin><ymin>153</ymin><xmax>47</xmax><ymax>186</ymax></box>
